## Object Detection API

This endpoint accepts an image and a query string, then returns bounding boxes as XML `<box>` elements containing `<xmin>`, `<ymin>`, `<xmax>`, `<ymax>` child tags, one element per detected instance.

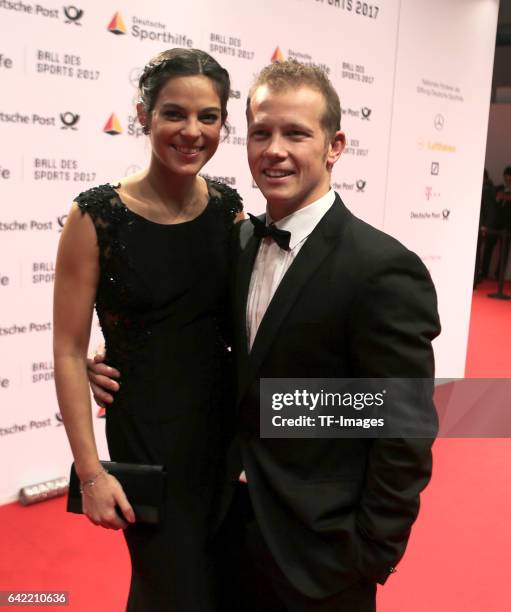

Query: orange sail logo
<box><xmin>107</xmin><ymin>11</ymin><xmax>126</xmax><ymax>35</ymax></box>
<box><xmin>271</xmin><ymin>47</ymin><xmax>285</xmax><ymax>62</ymax></box>
<box><xmin>103</xmin><ymin>113</ymin><xmax>122</xmax><ymax>135</ymax></box>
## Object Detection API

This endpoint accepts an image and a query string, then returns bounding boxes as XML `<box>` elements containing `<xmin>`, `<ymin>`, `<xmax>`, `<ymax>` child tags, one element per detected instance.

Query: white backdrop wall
<box><xmin>0</xmin><ymin>0</ymin><xmax>499</xmax><ymax>504</ymax></box>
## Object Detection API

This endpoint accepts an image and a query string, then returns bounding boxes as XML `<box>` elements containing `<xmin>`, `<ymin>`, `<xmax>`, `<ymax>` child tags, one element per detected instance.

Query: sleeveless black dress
<box><xmin>75</xmin><ymin>180</ymin><xmax>242</xmax><ymax>612</ymax></box>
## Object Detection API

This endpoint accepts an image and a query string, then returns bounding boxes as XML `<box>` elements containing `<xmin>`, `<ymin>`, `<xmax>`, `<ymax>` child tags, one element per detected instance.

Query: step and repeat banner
<box><xmin>0</xmin><ymin>0</ymin><xmax>499</xmax><ymax>503</ymax></box>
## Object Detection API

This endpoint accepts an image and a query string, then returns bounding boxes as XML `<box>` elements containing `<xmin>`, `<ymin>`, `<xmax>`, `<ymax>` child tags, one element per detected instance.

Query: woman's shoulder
<box><xmin>73</xmin><ymin>183</ymin><xmax>129</xmax><ymax>228</ymax></box>
<box><xmin>204</xmin><ymin>178</ymin><xmax>243</xmax><ymax>220</ymax></box>
<box><xmin>74</xmin><ymin>183</ymin><xmax>118</xmax><ymax>211</ymax></box>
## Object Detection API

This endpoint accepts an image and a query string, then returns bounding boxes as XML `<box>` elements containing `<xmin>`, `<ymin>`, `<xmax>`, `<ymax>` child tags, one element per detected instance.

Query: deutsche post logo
<box><xmin>60</xmin><ymin>112</ymin><xmax>80</xmax><ymax>130</ymax></box>
<box><xmin>63</xmin><ymin>6</ymin><xmax>84</xmax><ymax>25</ymax></box>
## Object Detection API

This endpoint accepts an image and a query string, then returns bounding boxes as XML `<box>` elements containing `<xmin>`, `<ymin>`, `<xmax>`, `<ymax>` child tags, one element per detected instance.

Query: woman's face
<box><xmin>144</xmin><ymin>75</ymin><xmax>223</xmax><ymax>176</ymax></box>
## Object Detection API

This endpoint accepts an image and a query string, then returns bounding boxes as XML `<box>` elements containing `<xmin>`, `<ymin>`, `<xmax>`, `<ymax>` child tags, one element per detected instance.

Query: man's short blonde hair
<box><xmin>246</xmin><ymin>60</ymin><xmax>341</xmax><ymax>139</ymax></box>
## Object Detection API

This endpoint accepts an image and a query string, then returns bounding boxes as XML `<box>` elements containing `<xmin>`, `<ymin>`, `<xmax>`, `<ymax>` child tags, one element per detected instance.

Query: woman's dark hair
<box><xmin>138</xmin><ymin>48</ymin><xmax>230</xmax><ymax>133</ymax></box>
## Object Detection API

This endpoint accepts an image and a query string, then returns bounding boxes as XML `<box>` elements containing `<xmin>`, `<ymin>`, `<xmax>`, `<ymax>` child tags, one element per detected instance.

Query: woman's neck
<box><xmin>138</xmin><ymin>157</ymin><xmax>204</xmax><ymax>214</ymax></box>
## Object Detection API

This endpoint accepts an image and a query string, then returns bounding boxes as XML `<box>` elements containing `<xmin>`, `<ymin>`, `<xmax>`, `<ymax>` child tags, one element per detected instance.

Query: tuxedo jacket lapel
<box><xmin>236</xmin><ymin>195</ymin><xmax>352</xmax><ymax>405</ymax></box>
<box><xmin>234</xmin><ymin>216</ymin><xmax>262</xmax><ymax>358</ymax></box>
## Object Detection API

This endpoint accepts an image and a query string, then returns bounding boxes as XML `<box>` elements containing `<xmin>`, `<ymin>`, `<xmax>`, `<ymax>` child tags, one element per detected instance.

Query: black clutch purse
<box><xmin>67</xmin><ymin>461</ymin><xmax>166</xmax><ymax>525</ymax></box>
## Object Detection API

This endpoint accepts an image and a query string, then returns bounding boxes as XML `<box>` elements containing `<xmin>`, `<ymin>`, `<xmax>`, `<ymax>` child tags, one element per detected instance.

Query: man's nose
<box><xmin>264</xmin><ymin>134</ymin><xmax>287</xmax><ymax>159</ymax></box>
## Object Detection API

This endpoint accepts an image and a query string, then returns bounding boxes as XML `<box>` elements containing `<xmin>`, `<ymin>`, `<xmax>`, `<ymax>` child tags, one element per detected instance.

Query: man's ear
<box><xmin>326</xmin><ymin>130</ymin><xmax>346</xmax><ymax>170</ymax></box>
<box><xmin>136</xmin><ymin>102</ymin><xmax>149</xmax><ymax>134</ymax></box>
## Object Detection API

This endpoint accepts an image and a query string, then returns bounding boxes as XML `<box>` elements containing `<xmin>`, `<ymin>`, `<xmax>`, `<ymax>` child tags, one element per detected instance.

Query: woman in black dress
<box><xmin>53</xmin><ymin>49</ymin><xmax>242</xmax><ymax>611</ymax></box>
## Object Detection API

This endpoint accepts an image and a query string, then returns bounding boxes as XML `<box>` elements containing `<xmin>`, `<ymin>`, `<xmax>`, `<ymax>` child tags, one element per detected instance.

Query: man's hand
<box><xmin>87</xmin><ymin>350</ymin><xmax>120</xmax><ymax>406</ymax></box>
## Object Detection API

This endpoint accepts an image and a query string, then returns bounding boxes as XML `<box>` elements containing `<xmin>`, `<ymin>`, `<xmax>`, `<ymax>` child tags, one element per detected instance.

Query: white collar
<box><xmin>266</xmin><ymin>189</ymin><xmax>336</xmax><ymax>250</ymax></box>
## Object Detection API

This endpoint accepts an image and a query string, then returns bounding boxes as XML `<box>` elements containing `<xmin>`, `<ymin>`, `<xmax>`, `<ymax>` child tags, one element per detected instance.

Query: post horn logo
<box><xmin>57</xmin><ymin>214</ymin><xmax>68</xmax><ymax>231</ymax></box>
<box><xmin>356</xmin><ymin>180</ymin><xmax>366</xmax><ymax>192</ymax></box>
<box><xmin>107</xmin><ymin>12</ymin><xmax>127</xmax><ymax>35</ymax></box>
<box><xmin>63</xmin><ymin>6</ymin><xmax>84</xmax><ymax>25</ymax></box>
<box><xmin>361</xmin><ymin>107</ymin><xmax>372</xmax><ymax>120</ymax></box>
<box><xmin>60</xmin><ymin>112</ymin><xmax>80</xmax><ymax>130</ymax></box>
<box><xmin>271</xmin><ymin>47</ymin><xmax>285</xmax><ymax>62</ymax></box>
<box><xmin>103</xmin><ymin>113</ymin><xmax>122</xmax><ymax>135</ymax></box>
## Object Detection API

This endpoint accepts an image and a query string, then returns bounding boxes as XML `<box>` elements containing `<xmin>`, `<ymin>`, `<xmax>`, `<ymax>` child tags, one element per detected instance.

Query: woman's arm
<box><xmin>53</xmin><ymin>203</ymin><xmax>134</xmax><ymax>529</ymax></box>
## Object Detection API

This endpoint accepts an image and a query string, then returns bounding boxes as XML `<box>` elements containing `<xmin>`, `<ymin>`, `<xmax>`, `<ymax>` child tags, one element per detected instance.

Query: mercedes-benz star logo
<box><xmin>434</xmin><ymin>114</ymin><xmax>444</xmax><ymax>131</ymax></box>
<box><xmin>129</xmin><ymin>67</ymin><xmax>143</xmax><ymax>87</ymax></box>
<box><xmin>125</xmin><ymin>165</ymin><xmax>142</xmax><ymax>176</ymax></box>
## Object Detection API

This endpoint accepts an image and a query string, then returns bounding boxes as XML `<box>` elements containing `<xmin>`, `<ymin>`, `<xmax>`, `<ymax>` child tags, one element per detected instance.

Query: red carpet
<box><xmin>465</xmin><ymin>280</ymin><xmax>511</xmax><ymax>378</ymax></box>
<box><xmin>1</xmin><ymin>280</ymin><xmax>509</xmax><ymax>611</ymax></box>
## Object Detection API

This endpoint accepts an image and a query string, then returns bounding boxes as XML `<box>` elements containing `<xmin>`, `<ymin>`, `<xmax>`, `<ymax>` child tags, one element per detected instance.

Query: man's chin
<box><xmin>257</xmin><ymin>184</ymin><xmax>292</xmax><ymax>205</ymax></box>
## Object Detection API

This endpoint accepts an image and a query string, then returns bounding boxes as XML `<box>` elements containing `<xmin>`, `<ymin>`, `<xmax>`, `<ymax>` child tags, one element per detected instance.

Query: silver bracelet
<box><xmin>79</xmin><ymin>468</ymin><xmax>108</xmax><ymax>494</ymax></box>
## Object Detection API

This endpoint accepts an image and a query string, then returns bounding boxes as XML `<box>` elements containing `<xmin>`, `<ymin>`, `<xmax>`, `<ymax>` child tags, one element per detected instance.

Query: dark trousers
<box><xmin>480</xmin><ymin>232</ymin><xmax>499</xmax><ymax>278</ymax></box>
<box><xmin>215</xmin><ymin>484</ymin><xmax>376</xmax><ymax>612</ymax></box>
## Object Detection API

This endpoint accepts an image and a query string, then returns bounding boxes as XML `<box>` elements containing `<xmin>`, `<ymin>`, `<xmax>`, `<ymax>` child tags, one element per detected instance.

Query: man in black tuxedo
<box><xmin>215</xmin><ymin>61</ymin><xmax>441</xmax><ymax>611</ymax></box>
<box><xmin>88</xmin><ymin>61</ymin><xmax>440</xmax><ymax>611</ymax></box>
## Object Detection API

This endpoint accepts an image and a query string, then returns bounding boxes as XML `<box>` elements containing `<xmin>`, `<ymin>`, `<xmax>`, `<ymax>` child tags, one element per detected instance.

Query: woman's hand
<box><xmin>81</xmin><ymin>471</ymin><xmax>135</xmax><ymax>530</ymax></box>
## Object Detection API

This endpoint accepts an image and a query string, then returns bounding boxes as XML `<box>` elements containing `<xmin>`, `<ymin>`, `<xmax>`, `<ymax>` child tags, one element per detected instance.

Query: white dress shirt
<box><xmin>246</xmin><ymin>189</ymin><xmax>336</xmax><ymax>350</ymax></box>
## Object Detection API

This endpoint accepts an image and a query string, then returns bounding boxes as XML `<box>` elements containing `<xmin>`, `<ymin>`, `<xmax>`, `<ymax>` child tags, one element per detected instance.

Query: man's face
<box><xmin>247</xmin><ymin>84</ymin><xmax>344</xmax><ymax>219</ymax></box>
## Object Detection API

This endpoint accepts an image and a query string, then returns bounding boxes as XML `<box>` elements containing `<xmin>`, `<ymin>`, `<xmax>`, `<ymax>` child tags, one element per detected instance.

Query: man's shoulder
<box><xmin>330</xmin><ymin>199</ymin><xmax>428</xmax><ymax>281</ymax></box>
<box><xmin>341</xmin><ymin>204</ymin><xmax>413</xmax><ymax>257</ymax></box>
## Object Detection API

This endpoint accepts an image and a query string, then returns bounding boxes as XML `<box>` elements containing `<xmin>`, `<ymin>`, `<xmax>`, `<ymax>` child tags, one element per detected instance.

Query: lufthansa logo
<box><xmin>60</xmin><ymin>112</ymin><xmax>80</xmax><ymax>129</ymax></box>
<box><xmin>356</xmin><ymin>180</ymin><xmax>366</xmax><ymax>192</ymax></box>
<box><xmin>63</xmin><ymin>6</ymin><xmax>83</xmax><ymax>24</ymax></box>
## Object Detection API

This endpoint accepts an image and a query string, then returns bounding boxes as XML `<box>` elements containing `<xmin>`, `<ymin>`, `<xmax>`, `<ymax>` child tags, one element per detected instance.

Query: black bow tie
<box><xmin>248</xmin><ymin>213</ymin><xmax>291</xmax><ymax>251</ymax></box>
